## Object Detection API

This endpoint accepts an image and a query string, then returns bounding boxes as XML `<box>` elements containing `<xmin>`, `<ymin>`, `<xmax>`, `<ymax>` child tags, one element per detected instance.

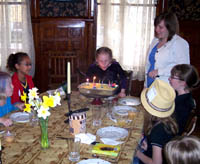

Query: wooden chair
<box><xmin>182</xmin><ymin>109</ymin><xmax>198</xmax><ymax>136</ymax></box>
<box><xmin>124</xmin><ymin>70</ymin><xmax>133</xmax><ymax>96</ymax></box>
<box><xmin>45</xmin><ymin>51</ymin><xmax>80</xmax><ymax>90</ymax></box>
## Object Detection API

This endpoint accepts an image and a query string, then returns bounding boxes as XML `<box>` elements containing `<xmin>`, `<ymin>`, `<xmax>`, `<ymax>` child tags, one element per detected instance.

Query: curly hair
<box><xmin>6</xmin><ymin>52</ymin><xmax>29</xmax><ymax>72</ymax></box>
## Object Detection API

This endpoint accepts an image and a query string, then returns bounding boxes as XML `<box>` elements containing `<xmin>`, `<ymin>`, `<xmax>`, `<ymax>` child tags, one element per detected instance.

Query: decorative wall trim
<box><xmin>168</xmin><ymin>0</ymin><xmax>200</xmax><ymax>21</ymax></box>
<box><xmin>39</xmin><ymin>0</ymin><xmax>87</xmax><ymax>17</ymax></box>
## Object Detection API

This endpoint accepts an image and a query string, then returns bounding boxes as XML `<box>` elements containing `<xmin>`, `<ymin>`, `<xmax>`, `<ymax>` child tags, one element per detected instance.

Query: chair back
<box><xmin>45</xmin><ymin>51</ymin><xmax>80</xmax><ymax>90</ymax></box>
<box><xmin>182</xmin><ymin>109</ymin><xmax>198</xmax><ymax>136</ymax></box>
<box><xmin>124</xmin><ymin>70</ymin><xmax>133</xmax><ymax>96</ymax></box>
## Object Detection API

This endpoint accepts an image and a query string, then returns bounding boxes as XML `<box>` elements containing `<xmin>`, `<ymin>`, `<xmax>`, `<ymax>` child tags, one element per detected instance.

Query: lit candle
<box><xmin>93</xmin><ymin>76</ymin><xmax>96</xmax><ymax>84</ymax></box>
<box><xmin>67</xmin><ymin>62</ymin><xmax>71</xmax><ymax>94</ymax></box>
<box><xmin>93</xmin><ymin>76</ymin><xmax>96</xmax><ymax>88</ymax></box>
<box><xmin>86</xmin><ymin>78</ymin><xmax>89</xmax><ymax>85</ymax></box>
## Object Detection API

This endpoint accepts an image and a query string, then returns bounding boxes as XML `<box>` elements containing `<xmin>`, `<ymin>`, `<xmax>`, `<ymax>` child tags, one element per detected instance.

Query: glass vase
<box><xmin>39</xmin><ymin>118</ymin><xmax>49</xmax><ymax>149</ymax></box>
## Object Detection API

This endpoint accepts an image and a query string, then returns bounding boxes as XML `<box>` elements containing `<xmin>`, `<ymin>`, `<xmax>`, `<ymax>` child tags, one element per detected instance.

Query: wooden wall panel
<box><xmin>31</xmin><ymin>0</ymin><xmax>96</xmax><ymax>92</ymax></box>
<box><xmin>179</xmin><ymin>21</ymin><xmax>200</xmax><ymax>110</ymax></box>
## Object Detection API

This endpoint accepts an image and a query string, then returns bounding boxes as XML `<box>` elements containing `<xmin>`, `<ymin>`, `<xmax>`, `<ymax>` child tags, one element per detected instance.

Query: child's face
<box><xmin>16</xmin><ymin>56</ymin><xmax>32</xmax><ymax>75</ymax></box>
<box><xmin>5</xmin><ymin>78</ymin><xmax>13</xmax><ymax>97</ymax></box>
<box><xmin>96</xmin><ymin>53</ymin><xmax>112</xmax><ymax>71</ymax></box>
<box><xmin>168</xmin><ymin>74</ymin><xmax>185</xmax><ymax>91</ymax></box>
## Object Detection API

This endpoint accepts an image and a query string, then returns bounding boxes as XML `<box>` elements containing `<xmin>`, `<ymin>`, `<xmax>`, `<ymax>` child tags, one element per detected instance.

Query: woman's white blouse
<box><xmin>144</xmin><ymin>34</ymin><xmax>190</xmax><ymax>87</ymax></box>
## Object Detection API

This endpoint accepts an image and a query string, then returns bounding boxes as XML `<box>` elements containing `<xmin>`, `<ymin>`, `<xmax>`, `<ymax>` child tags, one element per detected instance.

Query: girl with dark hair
<box><xmin>7</xmin><ymin>52</ymin><xmax>34</xmax><ymax>104</ymax></box>
<box><xmin>169</xmin><ymin>64</ymin><xmax>199</xmax><ymax>135</ymax></box>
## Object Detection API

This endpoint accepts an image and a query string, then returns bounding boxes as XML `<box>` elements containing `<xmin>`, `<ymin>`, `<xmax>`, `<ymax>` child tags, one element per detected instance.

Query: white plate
<box><xmin>10</xmin><ymin>112</ymin><xmax>30</xmax><ymax>123</ymax></box>
<box><xmin>112</xmin><ymin>105</ymin><xmax>138</xmax><ymax>116</ymax></box>
<box><xmin>97</xmin><ymin>126</ymin><xmax>128</xmax><ymax>140</ymax></box>
<box><xmin>118</xmin><ymin>97</ymin><xmax>141</xmax><ymax>106</ymax></box>
<box><xmin>77</xmin><ymin>159</ymin><xmax>111</xmax><ymax>164</ymax></box>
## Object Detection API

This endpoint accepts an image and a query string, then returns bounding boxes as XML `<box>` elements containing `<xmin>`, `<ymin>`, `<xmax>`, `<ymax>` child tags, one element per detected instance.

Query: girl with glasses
<box><xmin>169</xmin><ymin>64</ymin><xmax>200</xmax><ymax>135</ymax></box>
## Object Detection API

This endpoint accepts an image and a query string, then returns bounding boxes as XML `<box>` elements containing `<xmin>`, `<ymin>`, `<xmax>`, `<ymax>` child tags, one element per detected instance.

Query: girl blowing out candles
<box><xmin>86</xmin><ymin>47</ymin><xmax>127</xmax><ymax>98</ymax></box>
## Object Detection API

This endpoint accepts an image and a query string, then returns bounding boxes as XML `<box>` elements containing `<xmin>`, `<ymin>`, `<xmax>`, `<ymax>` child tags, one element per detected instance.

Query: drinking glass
<box><xmin>92</xmin><ymin>105</ymin><xmax>102</xmax><ymax>126</ymax></box>
<box><xmin>68</xmin><ymin>137</ymin><xmax>81</xmax><ymax>162</ymax></box>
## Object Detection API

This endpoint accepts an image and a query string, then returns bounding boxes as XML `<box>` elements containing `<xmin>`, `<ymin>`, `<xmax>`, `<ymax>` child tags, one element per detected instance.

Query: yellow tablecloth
<box><xmin>1</xmin><ymin>92</ymin><xmax>144</xmax><ymax>164</ymax></box>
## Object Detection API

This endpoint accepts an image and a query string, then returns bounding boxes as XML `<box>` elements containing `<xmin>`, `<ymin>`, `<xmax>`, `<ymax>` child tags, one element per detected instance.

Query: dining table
<box><xmin>1</xmin><ymin>91</ymin><xmax>144</xmax><ymax>164</ymax></box>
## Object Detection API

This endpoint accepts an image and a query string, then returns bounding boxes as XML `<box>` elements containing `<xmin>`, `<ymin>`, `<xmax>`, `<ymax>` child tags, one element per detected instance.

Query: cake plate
<box><xmin>78</xmin><ymin>83</ymin><xmax>119</xmax><ymax>105</ymax></box>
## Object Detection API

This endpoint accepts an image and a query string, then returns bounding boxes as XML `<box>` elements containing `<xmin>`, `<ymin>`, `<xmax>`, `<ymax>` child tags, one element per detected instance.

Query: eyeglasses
<box><xmin>169</xmin><ymin>76</ymin><xmax>183</xmax><ymax>81</ymax></box>
<box><xmin>20</xmin><ymin>63</ymin><xmax>32</xmax><ymax>66</ymax></box>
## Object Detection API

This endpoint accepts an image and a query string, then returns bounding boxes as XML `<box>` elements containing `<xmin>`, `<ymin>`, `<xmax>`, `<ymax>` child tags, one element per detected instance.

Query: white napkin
<box><xmin>100</xmin><ymin>138</ymin><xmax>124</xmax><ymax>145</ymax></box>
<box><xmin>75</xmin><ymin>133</ymin><xmax>96</xmax><ymax>144</ymax></box>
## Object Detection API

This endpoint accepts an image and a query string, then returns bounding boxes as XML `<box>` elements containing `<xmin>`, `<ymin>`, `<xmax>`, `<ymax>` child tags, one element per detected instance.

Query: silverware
<box><xmin>56</xmin><ymin>136</ymin><xmax>73</xmax><ymax>140</ymax></box>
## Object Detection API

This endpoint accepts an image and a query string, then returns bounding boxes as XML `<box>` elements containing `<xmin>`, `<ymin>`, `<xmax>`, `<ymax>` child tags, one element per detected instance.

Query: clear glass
<box><xmin>68</xmin><ymin>137</ymin><xmax>81</xmax><ymax>162</ymax></box>
<box><xmin>92</xmin><ymin>105</ymin><xmax>102</xmax><ymax>126</ymax></box>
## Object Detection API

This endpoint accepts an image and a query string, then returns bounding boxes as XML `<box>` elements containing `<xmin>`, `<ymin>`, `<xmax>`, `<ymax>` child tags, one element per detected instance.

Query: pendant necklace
<box><xmin>21</xmin><ymin>80</ymin><xmax>27</xmax><ymax>89</ymax></box>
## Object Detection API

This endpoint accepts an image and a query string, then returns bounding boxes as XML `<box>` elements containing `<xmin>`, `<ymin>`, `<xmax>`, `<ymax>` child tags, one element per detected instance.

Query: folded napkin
<box><xmin>100</xmin><ymin>138</ymin><xmax>124</xmax><ymax>145</ymax></box>
<box><xmin>75</xmin><ymin>133</ymin><xmax>96</xmax><ymax>145</ymax></box>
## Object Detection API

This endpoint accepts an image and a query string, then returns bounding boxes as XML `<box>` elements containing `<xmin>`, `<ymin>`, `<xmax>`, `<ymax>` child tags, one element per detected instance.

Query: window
<box><xmin>97</xmin><ymin>0</ymin><xmax>156</xmax><ymax>80</ymax></box>
<box><xmin>0</xmin><ymin>0</ymin><xmax>35</xmax><ymax>75</ymax></box>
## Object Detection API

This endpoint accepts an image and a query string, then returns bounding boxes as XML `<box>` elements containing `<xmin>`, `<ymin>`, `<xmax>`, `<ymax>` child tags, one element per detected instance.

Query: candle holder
<box><xmin>64</xmin><ymin>93</ymin><xmax>72</xmax><ymax>123</ymax></box>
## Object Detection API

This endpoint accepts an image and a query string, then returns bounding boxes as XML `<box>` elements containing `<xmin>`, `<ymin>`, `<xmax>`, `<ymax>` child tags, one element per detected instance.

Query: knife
<box><xmin>56</xmin><ymin>136</ymin><xmax>73</xmax><ymax>140</ymax></box>
<box><xmin>65</xmin><ymin>108</ymin><xmax>89</xmax><ymax>117</ymax></box>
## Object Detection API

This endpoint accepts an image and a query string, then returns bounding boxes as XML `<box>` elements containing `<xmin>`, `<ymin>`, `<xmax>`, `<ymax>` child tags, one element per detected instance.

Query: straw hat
<box><xmin>141</xmin><ymin>79</ymin><xmax>175</xmax><ymax>118</ymax></box>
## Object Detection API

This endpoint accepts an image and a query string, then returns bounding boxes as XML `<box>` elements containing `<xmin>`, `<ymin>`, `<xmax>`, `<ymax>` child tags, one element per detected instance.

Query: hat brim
<box><xmin>141</xmin><ymin>88</ymin><xmax>175</xmax><ymax>118</ymax></box>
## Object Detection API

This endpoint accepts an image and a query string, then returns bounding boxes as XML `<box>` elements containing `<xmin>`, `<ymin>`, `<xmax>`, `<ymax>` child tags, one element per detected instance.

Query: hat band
<box><xmin>146</xmin><ymin>93</ymin><xmax>172</xmax><ymax>112</ymax></box>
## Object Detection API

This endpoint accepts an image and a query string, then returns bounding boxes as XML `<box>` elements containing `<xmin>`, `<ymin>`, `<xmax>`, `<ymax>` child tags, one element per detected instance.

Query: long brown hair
<box><xmin>143</xmin><ymin>110</ymin><xmax>178</xmax><ymax>136</ymax></box>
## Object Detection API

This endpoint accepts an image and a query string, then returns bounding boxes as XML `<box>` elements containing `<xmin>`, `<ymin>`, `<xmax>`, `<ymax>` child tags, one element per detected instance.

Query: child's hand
<box><xmin>15</xmin><ymin>103</ymin><xmax>25</xmax><ymax>111</ymax></box>
<box><xmin>0</xmin><ymin>118</ymin><xmax>13</xmax><ymax>127</ymax></box>
<box><xmin>118</xmin><ymin>89</ymin><xmax>126</xmax><ymax>98</ymax></box>
<box><xmin>141</xmin><ymin>139</ymin><xmax>148</xmax><ymax>151</ymax></box>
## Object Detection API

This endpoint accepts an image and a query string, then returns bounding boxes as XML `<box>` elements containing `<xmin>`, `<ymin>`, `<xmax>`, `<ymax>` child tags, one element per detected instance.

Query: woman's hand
<box><xmin>118</xmin><ymin>89</ymin><xmax>126</xmax><ymax>98</ymax></box>
<box><xmin>148</xmin><ymin>69</ymin><xmax>158</xmax><ymax>79</ymax></box>
<box><xmin>0</xmin><ymin>118</ymin><xmax>13</xmax><ymax>127</ymax></box>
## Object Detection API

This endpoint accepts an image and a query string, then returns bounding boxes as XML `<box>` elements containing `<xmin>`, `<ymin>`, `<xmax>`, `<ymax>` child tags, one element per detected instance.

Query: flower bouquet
<box><xmin>21</xmin><ymin>87</ymin><xmax>61</xmax><ymax>149</ymax></box>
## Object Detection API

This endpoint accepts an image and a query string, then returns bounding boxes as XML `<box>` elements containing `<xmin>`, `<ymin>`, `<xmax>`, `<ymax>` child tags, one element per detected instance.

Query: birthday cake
<box><xmin>78</xmin><ymin>82</ymin><xmax>118</xmax><ymax>96</ymax></box>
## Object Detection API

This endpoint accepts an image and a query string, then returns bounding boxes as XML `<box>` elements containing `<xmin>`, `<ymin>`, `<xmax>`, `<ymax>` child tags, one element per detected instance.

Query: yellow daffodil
<box><xmin>42</xmin><ymin>96</ymin><xmax>54</xmax><ymax>108</ymax></box>
<box><xmin>21</xmin><ymin>91</ymin><xmax>27</xmax><ymax>103</ymax></box>
<box><xmin>21</xmin><ymin>87</ymin><xmax>61</xmax><ymax>120</ymax></box>
<box><xmin>24</xmin><ymin>103</ymin><xmax>32</xmax><ymax>113</ymax></box>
